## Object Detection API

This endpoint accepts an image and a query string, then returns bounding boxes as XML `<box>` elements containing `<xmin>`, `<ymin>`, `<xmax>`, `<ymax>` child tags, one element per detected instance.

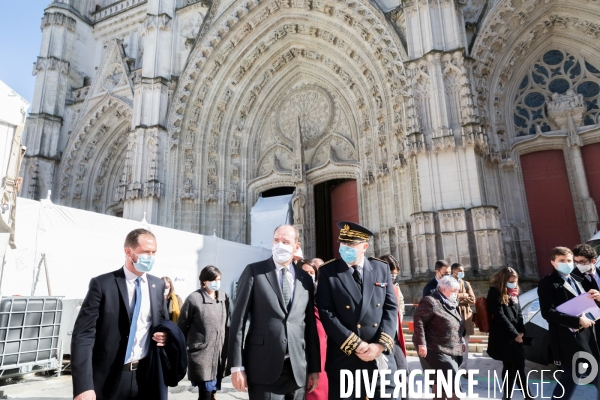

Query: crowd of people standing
<box><xmin>69</xmin><ymin>225</ymin><xmax>600</xmax><ymax>400</ymax></box>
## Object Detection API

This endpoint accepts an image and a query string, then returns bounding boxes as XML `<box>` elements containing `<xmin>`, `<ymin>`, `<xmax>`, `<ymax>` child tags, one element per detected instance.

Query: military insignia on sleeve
<box><xmin>379</xmin><ymin>332</ymin><xmax>394</xmax><ymax>353</ymax></box>
<box><xmin>340</xmin><ymin>332</ymin><xmax>361</xmax><ymax>356</ymax></box>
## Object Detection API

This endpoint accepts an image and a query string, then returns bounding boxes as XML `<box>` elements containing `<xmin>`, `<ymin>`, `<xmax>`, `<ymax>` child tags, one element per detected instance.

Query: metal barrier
<box><xmin>0</xmin><ymin>297</ymin><xmax>62</xmax><ymax>379</ymax></box>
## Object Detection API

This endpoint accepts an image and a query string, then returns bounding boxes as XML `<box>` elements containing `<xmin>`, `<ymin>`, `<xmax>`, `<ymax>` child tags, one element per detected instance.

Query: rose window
<box><xmin>278</xmin><ymin>87</ymin><xmax>333</xmax><ymax>143</ymax></box>
<box><xmin>513</xmin><ymin>50</ymin><xmax>600</xmax><ymax>136</ymax></box>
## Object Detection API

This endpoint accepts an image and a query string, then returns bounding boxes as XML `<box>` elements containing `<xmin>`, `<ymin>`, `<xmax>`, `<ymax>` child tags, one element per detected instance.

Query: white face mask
<box><xmin>164</xmin><ymin>289</ymin><xmax>170</xmax><ymax>296</ymax></box>
<box><xmin>449</xmin><ymin>293</ymin><xmax>458</xmax><ymax>303</ymax></box>
<box><xmin>272</xmin><ymin>242</ymin><xmax>294</xmax><ymax>264</ymax></box>
<box><xmin>577</xmin><ymin>263</ymin><xmax>593</xmax><ymax>273</ymax></box>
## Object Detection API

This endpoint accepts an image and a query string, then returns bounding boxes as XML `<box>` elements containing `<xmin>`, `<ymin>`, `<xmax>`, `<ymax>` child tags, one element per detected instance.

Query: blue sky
<box><xmin>0</xmin><ymin>1</ymin><xmax>50</xmax><ymax>107</ymax></box>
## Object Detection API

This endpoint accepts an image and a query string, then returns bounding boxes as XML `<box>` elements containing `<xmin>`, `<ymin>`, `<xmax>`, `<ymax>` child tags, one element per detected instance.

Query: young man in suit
<box><xmin>316</xmin><ymin>221</ymin><xmax>398</xmax><ymax>400</ymax></box>
<box><xmin>71</xmin><ymin>228</ymin><xmax>168</xmax><ymax>400</ymax></box>
<box><xmin>538</xmin><ymin>246</ymin><xmax>600</xmax><ymax>399</ymax></box>
<box><xmin>228</xmin><ymin>224</ymin><xmax>320</xmax><ymax>399</ymax></box>
<box><xmin>422</xmin><ymin>260</ymin><xmax>451</xmax><ymax>297</ymax></box>
<box><xmin>572</xmin><ymin>243</ymin><xmax>600</xmax><ymax>291</ymax></box>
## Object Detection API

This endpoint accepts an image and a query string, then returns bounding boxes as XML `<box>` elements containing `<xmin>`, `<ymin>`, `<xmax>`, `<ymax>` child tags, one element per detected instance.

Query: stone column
<box><xmin>410</xmin><ymin>211</ymin><xmax>437</xmax><ymax>275</ymax></box>
<box><xmin>393</xmin><ymin>223</ymin><xmax>413</xmax><ymax>278</ymax></box>
<box><xmin>21</xmin><ymin>10</ymin><xmax>83</xmax><ymax>200</ymax></box>
<box><xmin>123</xmin><ymin>0</ymin><xmax>175</xmax><ymax>222</ymax></box>
<box><xmin>547</xmin><ymin>91</ymin><xmax>599</xmax><ymax>240</ymax></box>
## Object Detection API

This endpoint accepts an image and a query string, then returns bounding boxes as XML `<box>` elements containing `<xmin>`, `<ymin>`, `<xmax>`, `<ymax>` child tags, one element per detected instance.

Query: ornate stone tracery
<box><xmin>20</xmin><ymin>0</ymin><xmax>600</xmax><ymax>291</ymax></box>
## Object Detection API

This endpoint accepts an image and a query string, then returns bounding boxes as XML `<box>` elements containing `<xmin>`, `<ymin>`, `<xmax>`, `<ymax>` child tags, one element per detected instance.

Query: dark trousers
<box><xmin>109</xmin><ymin>359</ymin><xmax>153</xmax><ymax>400</ymax></box>
<box><xmin>501</xmin><ymin>360</ymin><xmax>530</xmax><ymax>399</ymax></box>
<box><xmin>248</xmin><ymin>358</ymin><xmax>305</xmax><ymax>400</ymax></box>
<box><xmin>110</xmin><ymin>370</ymin><xmax>139</xmax><ymax>400</ymax></box>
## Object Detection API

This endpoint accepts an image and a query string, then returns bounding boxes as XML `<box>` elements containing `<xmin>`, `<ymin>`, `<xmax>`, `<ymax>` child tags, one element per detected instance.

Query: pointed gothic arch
<box><xmin>165</xmin><ymin>0</ymin><xmax>409</xmax><ymax>241</ymax></box>
<box><xmin>56</xmin><ymin>98</ymin><xmax>133</xmax><ymax>212</ymax></box>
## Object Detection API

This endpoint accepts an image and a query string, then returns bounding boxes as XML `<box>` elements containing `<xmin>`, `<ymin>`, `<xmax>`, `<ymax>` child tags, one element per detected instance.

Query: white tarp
<box><xmin>250</xmin><ymin>194</ymin><xmax>293</xmax><ymax>249</ymax></box>
<box><xmin>2</xmin><ymin>197</ymin><xmax>271</xmax><ymax>300</ymax></box>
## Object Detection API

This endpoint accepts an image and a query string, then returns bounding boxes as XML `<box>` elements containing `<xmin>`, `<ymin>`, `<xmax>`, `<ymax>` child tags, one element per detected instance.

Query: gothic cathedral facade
<box><xmin>20</xmin><ymin>0</ymin><xmax>600</xmax><ymax>295</ymax></box>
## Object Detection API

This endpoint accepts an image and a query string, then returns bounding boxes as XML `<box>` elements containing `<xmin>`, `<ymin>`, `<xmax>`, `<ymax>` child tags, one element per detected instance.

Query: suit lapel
<box><xmin>506</xmin><ymin>303</ymin><xmax>516</xmax><ymax>320</ymax></box>
<box><xmin>593</xmin><ymin>268</ymin><xmax>600</xmax><ymax>290</ymax></box>
<box><xmin>359</xmin><ymin>258</ymin><xmax>375</xmax><ymax>322</ymax></box>
<box><xmin>336</xmin><ymin>261</ymin><xmax>362</xmax><ymax>305</ymax></box>
<box><xmin>289</xmin><ymin>264</ymin><xmax>305</xmax><ymax>315</ymax></box>
<box><xmin>563</xmin><ymin>278</ymin><xmax>578</xmax><ymax>297</ymax></box>
<box><xmin>572</xmin><ymin>274</ymin><xmax>586</xmax><ymax>296</ymax></box>
<box><xmin>115</xmin><ymin>268</ymin><xmax>133</xmax><ymax>321</ymax></box>
<box><xmin>147</xmin><ymin>275</ymin><xmax>160</xmax><ymax>326</ymax></box>
<box><xmin>264</xmin><ymin>258</ymin><xmax>287</xmax><ymax>313</ymax></box>
<box><xmin>553</xmin><ymin>270</ymin><xmax>578</xmax><ymax>297</ymax></box>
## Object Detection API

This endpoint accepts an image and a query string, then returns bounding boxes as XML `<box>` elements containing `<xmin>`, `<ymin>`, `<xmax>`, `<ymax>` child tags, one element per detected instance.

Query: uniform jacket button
<box><xmin>376</xmin><ymin>303</ymin><xmax>380</xmax><ymax>307</ymax></box>
<box><xmin>346</xmin><ymin>305</ymin><xmax>350</xmax><ymax>309</ymax></box>
<box><xmin>373</xmin><ymin>323</ymin><xmax>378</xmax><ymax>327</ymax></box>
<box><xmin>357</xmin><ymin>324</ymin><xmax>361</xmax><ymax>329</ymax></box>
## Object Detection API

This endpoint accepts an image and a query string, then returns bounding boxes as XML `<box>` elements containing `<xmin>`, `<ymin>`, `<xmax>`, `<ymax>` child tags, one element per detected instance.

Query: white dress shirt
<box><xmin>345</xmin><ymin>257</ymin><xmax>365</xmax><ymax>278</ymax></box>
<box><xmin>123</xmin><ymin>266</ymin><xmax>152</xmax><ymax>363</ymax></box>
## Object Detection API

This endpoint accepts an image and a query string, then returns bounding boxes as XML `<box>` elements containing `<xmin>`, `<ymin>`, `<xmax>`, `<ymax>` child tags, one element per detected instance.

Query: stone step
<box><xmin>402</xmin><ymin>331</ymin><xmax>489</xmax><ymax>343</ymax></box>
<box><xmin>404</xmin><ymin>342</ymin><xmax>486</xmax><ymax>352</ymax></box>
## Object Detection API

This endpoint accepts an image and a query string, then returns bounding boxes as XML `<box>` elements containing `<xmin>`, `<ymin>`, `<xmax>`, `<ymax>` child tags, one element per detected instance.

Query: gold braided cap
<box><xmin>338</xmin><ymin>224</ymin><xmax>370</xmax><ymax>242</ymax></box>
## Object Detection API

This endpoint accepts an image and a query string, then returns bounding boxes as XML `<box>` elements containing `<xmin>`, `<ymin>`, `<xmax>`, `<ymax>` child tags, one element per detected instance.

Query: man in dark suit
<box><xmin>538</xmin><ymin>246</ymin><xmax>600</xmax><ymax>399</ymax></box>
<box><xmin>228</xmin><ymin>224</ymin><xmax>320</xmax><ymax>399</ymax></box>
<box><xmin>71</xmin><ymin>228</ymin><xmax>168</xmax><ymax>400</ymax></box>
<box><xmin>422</xmin><ymin>260</ymin><xmax>451</xmax><ymax>297</ymax></box>
<box><xmin>572</xmin><ymin>243</ymin><xmax>600</xmax><ymax>291</ymax></box>
<box><xmin>317</xmin><ymin>221</ymin><xmax>398</xmax><ymax>400</ymax></box>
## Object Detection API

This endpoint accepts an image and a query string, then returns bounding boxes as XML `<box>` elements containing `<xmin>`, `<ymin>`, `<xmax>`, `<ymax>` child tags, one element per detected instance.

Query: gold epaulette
<box><xmin>340</xmin><ymin>332</ymin><xmax>361</xmax><ymax>356</ymax></box>
<box><xmin>378</xmin><ymin>332</ymin><xmax>394</xmax><ymax>353</ymax></box>
<box><xmin>368</xmin><ymin>257</ymin><xmax>387</xmax><ymax>264</ymax></box>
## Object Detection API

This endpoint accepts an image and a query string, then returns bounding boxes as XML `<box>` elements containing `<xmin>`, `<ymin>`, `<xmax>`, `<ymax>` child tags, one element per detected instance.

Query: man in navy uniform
<box><xmin>316</xmin><ymin>221</ymin><xmax>398</xmax><ymax>400</ymax></box>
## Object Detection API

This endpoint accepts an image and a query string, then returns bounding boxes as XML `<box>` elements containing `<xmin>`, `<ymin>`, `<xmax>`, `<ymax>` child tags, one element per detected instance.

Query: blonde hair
<box><xmin>490</xmin><ymin>267</ymin><xmax>519</xmax><ymax>305</ymax></box>
<box><xmin>161</xmin><ymin>276</ymin><xmax>174</xmax><ymax>297</ymax></box>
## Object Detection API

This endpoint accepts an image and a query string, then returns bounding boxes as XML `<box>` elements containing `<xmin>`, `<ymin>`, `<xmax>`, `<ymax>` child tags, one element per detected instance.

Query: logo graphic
<box><xmin>572</xmin><ymin>351</ymin><xmax>598</xmax><ymax>385</ymax></box>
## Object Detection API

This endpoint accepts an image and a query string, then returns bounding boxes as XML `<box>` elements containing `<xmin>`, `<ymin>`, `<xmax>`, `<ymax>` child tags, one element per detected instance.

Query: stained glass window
<box><xmin>512</xmin><ymin>50</ymin><xmax>600</xmax><ymax>136</ymax></box>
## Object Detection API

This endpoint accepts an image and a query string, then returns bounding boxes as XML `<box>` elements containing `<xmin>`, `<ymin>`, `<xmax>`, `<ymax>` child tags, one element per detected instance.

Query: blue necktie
<box><xmin>125</xmin><ymin>277</ymin><xmax>142</xmax><ymax>363</ymax></box>
<box><xmin>567</xmin><ymin>276</ymin><xmax>581</xmax><ymax>295</ymax></box>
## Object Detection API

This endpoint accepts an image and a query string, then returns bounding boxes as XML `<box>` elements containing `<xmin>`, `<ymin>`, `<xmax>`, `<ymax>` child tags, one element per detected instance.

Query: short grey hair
<box><xmin>273</xmin><ymin>224</ymin><xmax>300</xmax><ymax>242</ymax></box>
<box><xmin>437</xmin><ymin>275</ymin><xmax>460</xmax><ymax>292</ymax></box>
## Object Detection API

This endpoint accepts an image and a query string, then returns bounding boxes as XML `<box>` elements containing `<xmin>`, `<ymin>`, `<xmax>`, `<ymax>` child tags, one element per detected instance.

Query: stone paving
<box><xmin>0</xmin><ymin>356</ymin><xmax>596</xmax><ymax>399</ymax></box>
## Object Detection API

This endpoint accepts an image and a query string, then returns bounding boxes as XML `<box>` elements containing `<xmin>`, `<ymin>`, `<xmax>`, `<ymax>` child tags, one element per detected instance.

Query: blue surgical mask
<box><xmin>208</xmin><ymin>281</ymin><xmax>221</xmax><ymax>291</ymax></box>
<box><xmin>130</xmin><ymin>249</ymin><xmax>155</xmax><ymax>273</ymax></box>
<box><xmin>556</xmin><ymin>262</ymin><xmax>574</xmax><ymax>275</ymax></box>
<box><xmin>506</xmin><ymin>282</ymin><xmax>517</xmax><ymax>289</ymax></box>
<box><xmin>339</xmin><ymin>244</ymin><xmax>359</xmax><ymax>264</ymax></box>
<box><xmin>457</xmin><ymin>272</ymin><xmax>465</xmax><ymax>280</ymax></box>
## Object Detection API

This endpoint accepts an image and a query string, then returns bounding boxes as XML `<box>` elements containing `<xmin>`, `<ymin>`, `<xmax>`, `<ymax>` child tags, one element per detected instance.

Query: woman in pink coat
<box><xmin>299</xmin><ymin>259</ymin><xmax>328</xmax><ymax>400</ymax></box>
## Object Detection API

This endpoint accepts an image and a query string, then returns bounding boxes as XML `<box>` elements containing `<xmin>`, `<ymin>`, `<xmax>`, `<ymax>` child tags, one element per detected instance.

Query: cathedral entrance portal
<box><xmin>313</xmin><ymin>179</ymin><xmax>359</xmax><ymax>261</ymax></box>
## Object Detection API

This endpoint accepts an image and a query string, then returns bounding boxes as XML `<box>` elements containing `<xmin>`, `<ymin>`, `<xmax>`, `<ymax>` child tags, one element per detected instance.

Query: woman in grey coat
<box><xmin>177</xmin><ymin>265</ymin><xmax>230</xmax><ymax>400</ymax></box>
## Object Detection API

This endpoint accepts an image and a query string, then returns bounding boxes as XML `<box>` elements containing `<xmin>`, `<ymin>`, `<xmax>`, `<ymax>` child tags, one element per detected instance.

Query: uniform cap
<box><xmin>337</xmin><ymin>221</ymin><xmax>373</xmax><ymax>243</ymax></box>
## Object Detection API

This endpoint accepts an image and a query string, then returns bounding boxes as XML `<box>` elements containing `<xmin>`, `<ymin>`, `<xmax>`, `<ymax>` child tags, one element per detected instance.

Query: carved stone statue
<box><xmin>292</xmin><ymin>188</ymin><xmax>306</xmax><ymax>225</ymax></box>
